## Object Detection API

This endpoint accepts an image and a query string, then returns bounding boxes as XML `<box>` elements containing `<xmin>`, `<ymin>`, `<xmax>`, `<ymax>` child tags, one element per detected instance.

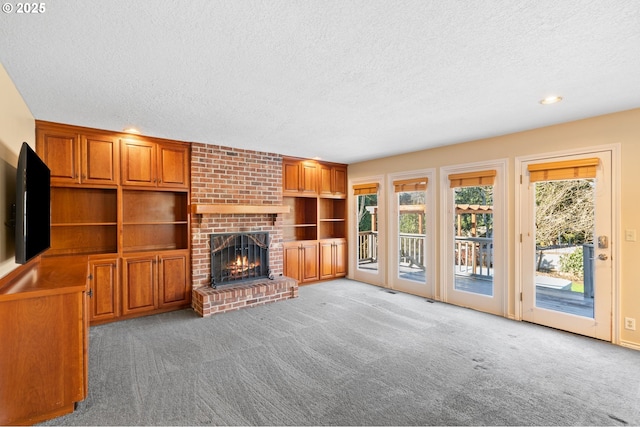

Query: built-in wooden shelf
<box><xmin>191</xmin><ymin>204</ymin><xmax>291</xmax><ymax>215</ymax></box>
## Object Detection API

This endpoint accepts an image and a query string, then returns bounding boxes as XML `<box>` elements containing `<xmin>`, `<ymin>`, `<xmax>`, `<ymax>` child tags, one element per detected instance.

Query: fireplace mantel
<box><xmin>191</xmin><ymin>204</ymin><xmax>290</xmax><ymax>215</ymax></box>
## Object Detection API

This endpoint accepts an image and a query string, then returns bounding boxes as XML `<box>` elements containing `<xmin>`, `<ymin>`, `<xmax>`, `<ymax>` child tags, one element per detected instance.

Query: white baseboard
<box><xmin>619</xmin><ymin>340</ymin><xmax>640</xmax><ymax>351</ymax></box>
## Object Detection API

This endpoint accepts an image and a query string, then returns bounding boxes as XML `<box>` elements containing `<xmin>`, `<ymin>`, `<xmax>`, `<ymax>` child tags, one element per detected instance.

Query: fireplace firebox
<box><xmin>210</xmin><ymin>232</ymin><xmax>270</xmax><ymax>288</ymax></box>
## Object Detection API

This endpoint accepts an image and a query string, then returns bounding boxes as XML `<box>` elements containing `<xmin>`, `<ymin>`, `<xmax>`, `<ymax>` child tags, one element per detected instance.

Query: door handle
<box><xmin>598</xmin><ymin>253</ymin><xmax>608</xmax><ymax>261</ymax></box>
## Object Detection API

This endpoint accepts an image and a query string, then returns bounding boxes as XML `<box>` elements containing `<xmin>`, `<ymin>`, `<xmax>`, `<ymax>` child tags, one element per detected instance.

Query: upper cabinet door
<box><xmin>283</xmin><ymin>160</ymin><xmax>301</xmax><ymax>194</ymax></box>
<box><xmin>36</xmin><ymin>126</ymin><xmax>81</xmax><ymax>184</ymax></box>
<box><xmin>299</xmin><ymin>161</ymin><xmax>318</xmax><ymax>195</ymax></box>
<box><xmin>283</xmin><ymin>158</ymin><xmax>318</xmax><ymax>196</ymax></box>
<box><xmin>319</xmin><ymin>164</ymin><xmax>347</xmax><ymax>197</ymax></box>
<box><xmin>332</xmin><ymin>166</ymin><xmax>347</xmax><ymax>197</ymax></box>
<box><xmin>121</xmin><ymin>139</ymin><xmax>189</xmax><ymax>188</ymax></box>
<box><xmin>121</xmin><ymin>139</ymin><xmax>157</xmax><ymax>187</ymax></box>
<box><xmin>82</xmin><ymin>133</ymin><xmax>119</xmax><ymax>185</ymax></box>
<box><xmin>157</xmin><ymin>143</ymin><xmax>189</xmax><ymax>189</ymax></box>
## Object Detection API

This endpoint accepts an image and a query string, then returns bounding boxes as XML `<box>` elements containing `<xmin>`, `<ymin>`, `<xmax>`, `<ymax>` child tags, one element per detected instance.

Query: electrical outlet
<box><xmin>624</xmin><ymin>317</ymin><xmax>636</xmax><ymax>331</ymax></box>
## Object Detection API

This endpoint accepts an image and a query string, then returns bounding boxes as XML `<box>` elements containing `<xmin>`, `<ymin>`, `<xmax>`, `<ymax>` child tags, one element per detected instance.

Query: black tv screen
<box><xmin>15</xmin><ymin>142</ymin><xmax>51</xmax><ymax>264</ymax></box>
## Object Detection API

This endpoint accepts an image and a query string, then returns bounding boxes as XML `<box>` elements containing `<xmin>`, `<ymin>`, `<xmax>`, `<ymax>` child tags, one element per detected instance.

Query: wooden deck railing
<box><xmin>358</xmin><ymin>232</ymin><xmax>493</xmax><ymax>279</ymax></box>
<box><xmin>455</xmin><ymin>236</ymin><xmax>493</xmax><ymax>278</ymax></box>
<box><xmin>399</xmin><ymin>233</ymin><xmax>425</xmax><ymax>269</ymax></box>
<box><xmin>358</xmin><ymin>231</ymin><xmax>378</xmax><ymax>263</ymax></box>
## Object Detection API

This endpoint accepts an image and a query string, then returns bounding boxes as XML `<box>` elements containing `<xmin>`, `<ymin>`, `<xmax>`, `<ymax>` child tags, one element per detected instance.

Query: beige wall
<box><xmin>0</xmin><ymin>63</ymin><xmax>35</xmax><ymax>278</ymax></box>
<box><xmin>348</xmin><ymin>108</ymin><xmax>640</xmax><ymax>349</ymax></box>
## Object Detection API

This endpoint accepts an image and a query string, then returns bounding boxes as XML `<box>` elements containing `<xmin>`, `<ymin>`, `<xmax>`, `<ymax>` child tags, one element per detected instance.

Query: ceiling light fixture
<box><xmin>123</xmin><ymin>127</ymin><xmax>141</xmax><ymax>134</ymax></box>
<box><xmin>539</xmin><ymin>96</ymin><xmax>563</xmax><ymax>105</ymax></box>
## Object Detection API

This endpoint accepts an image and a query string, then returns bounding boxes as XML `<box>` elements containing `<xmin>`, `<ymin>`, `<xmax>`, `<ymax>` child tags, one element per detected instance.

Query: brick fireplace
<box><xmin>190</xmin><ymin>143</ymin><xmax>297</xmax><ymax>317</ymax></box>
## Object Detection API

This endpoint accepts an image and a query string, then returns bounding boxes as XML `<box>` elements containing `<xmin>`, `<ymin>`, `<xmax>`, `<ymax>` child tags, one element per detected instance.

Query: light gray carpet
<box><xmin>43</xmin><ymin>279</ymin><xmax>640</xmax><ymax>426</ymax></box>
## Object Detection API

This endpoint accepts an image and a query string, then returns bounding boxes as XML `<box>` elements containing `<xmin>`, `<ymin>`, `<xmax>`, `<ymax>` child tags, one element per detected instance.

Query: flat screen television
<box><xmin>15</xmin><ymin>142</ymin><xmax>51</xmax><ymax>264</ymax></box>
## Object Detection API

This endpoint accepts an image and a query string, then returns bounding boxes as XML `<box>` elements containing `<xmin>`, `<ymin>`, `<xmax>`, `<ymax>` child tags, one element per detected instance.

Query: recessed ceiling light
<box><xmin>539</xmin><ymin>96</ymin><xmax>563</xmax><ymax>105</ymax></box>
<box><xmin>123</xmin><ymin>127</ymin><xmax>141</xmax><ymax>134</ymax></box>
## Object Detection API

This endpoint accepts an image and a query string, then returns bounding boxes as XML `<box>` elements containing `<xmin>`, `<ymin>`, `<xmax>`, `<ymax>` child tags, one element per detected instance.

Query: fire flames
<box><xmin>226</xmin><ymin>256</ymin><xmax>260</xmax><ymax>276</ymax></box>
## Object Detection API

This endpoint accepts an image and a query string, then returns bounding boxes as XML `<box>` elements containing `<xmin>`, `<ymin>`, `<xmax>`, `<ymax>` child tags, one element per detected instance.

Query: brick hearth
<box><xmin>192</xmin><ymin>276</ymin><xmax>298</xmax><ymax>317</ymax></box>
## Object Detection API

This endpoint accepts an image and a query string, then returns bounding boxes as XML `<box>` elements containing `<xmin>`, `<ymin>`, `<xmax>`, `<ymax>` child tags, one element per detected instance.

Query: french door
<box><xmin>441</xmin><ymin>161</ymin><xmax>507</xmax><ymax>316</ymax></box>
<box><xmin>353</xmin><ymin>179</ymin><xmax>385</xmax><ymax>286</ymax></box>
<box><xmin>390</xmin><ymin>172</ymin><xmax>435</xmax><ymax>298</ymax></box>
<box><xmin>520</xmin><ymin>150</ymin><xmax>613</xmax><ymax>340</ymax></box>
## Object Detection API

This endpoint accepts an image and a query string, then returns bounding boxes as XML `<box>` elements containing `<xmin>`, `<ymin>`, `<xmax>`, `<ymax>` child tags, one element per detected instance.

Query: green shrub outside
<box><xmin>560</xmin><ymin>247</ymin><xmax>584</xmax><ymax>280</ymax></box>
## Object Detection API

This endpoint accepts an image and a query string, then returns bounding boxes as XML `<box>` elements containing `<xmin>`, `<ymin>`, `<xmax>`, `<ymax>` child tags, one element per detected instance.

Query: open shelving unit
<box><xmin>122</xmin><ymin>190</ymin><xmax>189</xmax><ymax>252</ymax></box>
<box><xmin>282</xmin><ymin>196</ymin><xmax>318</xmax><ymax>241</ymax></box>
<box><xmin>50</xmin><ymin>187</ymin><xmax>118</xmax><ymax>255</ymax></box>
<box><xmin>319</xmin><ymin>198</ymin><xmax>346</xmax><ymax>239</ymax></box>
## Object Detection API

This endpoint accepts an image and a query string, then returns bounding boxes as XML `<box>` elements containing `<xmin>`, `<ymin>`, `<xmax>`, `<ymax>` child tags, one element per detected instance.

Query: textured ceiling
<box><xmin>1</xmin><ymin>1</ymin><xmax>639</xmax><ymax>164</ymax></box>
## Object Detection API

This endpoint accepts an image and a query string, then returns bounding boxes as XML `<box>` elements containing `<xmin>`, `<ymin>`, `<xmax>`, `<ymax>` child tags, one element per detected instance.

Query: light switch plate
<box><xmin>625</xmin><ymin>229</ymin><xmax>637</xmax><ymax>242</ymax></box>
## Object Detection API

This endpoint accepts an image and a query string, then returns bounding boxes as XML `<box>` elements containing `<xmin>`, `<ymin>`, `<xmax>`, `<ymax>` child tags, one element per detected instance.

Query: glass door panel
<box><xmin>453</xmin><ymin>185</ymin><xmax>494</xmax><ymax>296</ymax></box>
<box><xmin>397</xmin><ymin>190</ymin><xmax>426</xmax><ymax>282</ymax></box>
<box><xmin>357</xmin><ymin>193</ymin><xmax>378</xmax><ymax>272</ymax></box>
<box><xmin>533</xmin><ymin>179</ymin><xmax>595</xmax><ymax>318</ymax></box>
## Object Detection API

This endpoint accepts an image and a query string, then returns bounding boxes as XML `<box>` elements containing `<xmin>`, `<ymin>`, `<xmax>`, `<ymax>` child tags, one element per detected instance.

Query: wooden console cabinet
<box><xmin>0</xmin><ymin>256</ymin><xmax>89</xmax><ymax>425</ymax></box>
<box><xmin>282</xmin><ymin>157</ymin><xmax>347</xmax><ymax>284</ymax></box>
<box><xmin>36</xmin><ymin>121</ymin><xmax>191</xmax><ymax>325</ymax></box>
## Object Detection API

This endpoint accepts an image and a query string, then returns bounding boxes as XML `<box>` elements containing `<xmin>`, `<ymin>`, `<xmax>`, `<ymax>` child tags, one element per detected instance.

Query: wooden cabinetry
<box><xmin>122</xmin><ymin>254</ymin><xmax>157</xmax><ymax>315</ymax></box>
<box><xmin>0</xmin><ymin>256</ymin><xmax>89</xmax><ymax>425</ymax></box>
<box><xmin>319</xmin><ymin>163</ymin><xmax>347</xmax><ymax>197</ymax></box>
<box><xmin>283</xmin><ymin>241</ymin><xmax>319</xmax><ymax>283</ymax></box>
<box><xmin>283</xmin><ymin>158</ymin><xmax>319</xmax><ymax>196</ymax></box>
<box><xmin>36</xmin><ymin>123</ymin><xmax>119</xmax><ymax>186</ymax></box>
<box><xmin>122</xmin><ymin>250</ymin><xmax>190</xmax><ymax>315</ymax></box>
<box><xmin>122</xmin><ymin>190</ymin><xmax>189</xmax><ymax>252</ymax></box>
<box><xmin>158</xmin><ymin>251</ymin><xmax>191</xmax><ymax>308</ymax></box>
<box><xmin>36</xmin><ymin>121</ymin><xmax>191</xmax><ymax>325</ymax></box>
<box><xmin>283</xmin><ymin>197</ymin><xmax>318</xmax><ymax>241</ymax></box>
<box><xmin>88</xmin><ymin>256</ymin><xmax>119</xmax><ymax>323</ymax></box>
<box><xmin>319</xmin><ymin>198</ymin><xmax>346</xmax><ymax>239</ymax></box>
<box><xmin>50</xmin><ymin>187</ymin><xmax>118</xmax><ymax>256</ymax></box>
<box><xmin>282</xmin><ymin>157</ymin><xmax>347</xmax><ymax>284</ymax></box>
<box><xmin>121</xmin><ymin>138</ymin><xmax>189</xmax><ymax>188</ymax></box>
<box><xmin>319</xmin><ymin>238</ymin><xmax>347</xmax><ymax>280</ymax></box>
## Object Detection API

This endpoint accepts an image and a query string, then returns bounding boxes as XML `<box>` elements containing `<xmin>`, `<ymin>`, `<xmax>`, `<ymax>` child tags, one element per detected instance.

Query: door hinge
<box><xmin>87</xmin><ymin>288</ymin><xmax>93</xmax><ymax>298</ymax></box>
<box><xmin>520</xmin><ymin>175</ymin><xmax>522</xmax><ymax>184</ymax></box>
<box><xmin>520</xmin><ymin>234</ymin><xmax>522</xmax><ymax>243</ymax></box>
<box><xmin>520</xmin><ymin>292</ymin><xmax>523</xmax><ymax>302</ymax></box>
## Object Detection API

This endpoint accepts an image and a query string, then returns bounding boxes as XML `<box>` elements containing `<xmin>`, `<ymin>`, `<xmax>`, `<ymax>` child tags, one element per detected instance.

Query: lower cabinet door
<box><xmin>158</xmin><ymin>251</ymin><xmax>190</xmax><ymax>308</ymax></box>
<box><xmin>319</xmin><ymin>238</ymin><xmax>348</xmax><ymax>280</ymax></box>
<box><xmin>283</xmin><ymin>243</ymin><xmax>302</xmax><ymax>282</ymax></box>
<box><xmin>333</xmin><ymin>239</ymin><xmax>348</xmax><ymax>277</ymax></box>
<box><xmin>88</xmin><ymin>257</ymin><xmax>119</xmax><ymax>323</ymax></box>
<box><xmin>122</xmin><ymin>255</ymin><xmax>157</xmax><ymax>315</ymax></box>
<box><xmin>300</xmin><ymin>241</ymin><xmax>319</xmax><ymax>283</ymax></box>
<box><xmin>319</xmin><ymin>240</ymin><xmax>335</xmax><ymax>280</ymax></box>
